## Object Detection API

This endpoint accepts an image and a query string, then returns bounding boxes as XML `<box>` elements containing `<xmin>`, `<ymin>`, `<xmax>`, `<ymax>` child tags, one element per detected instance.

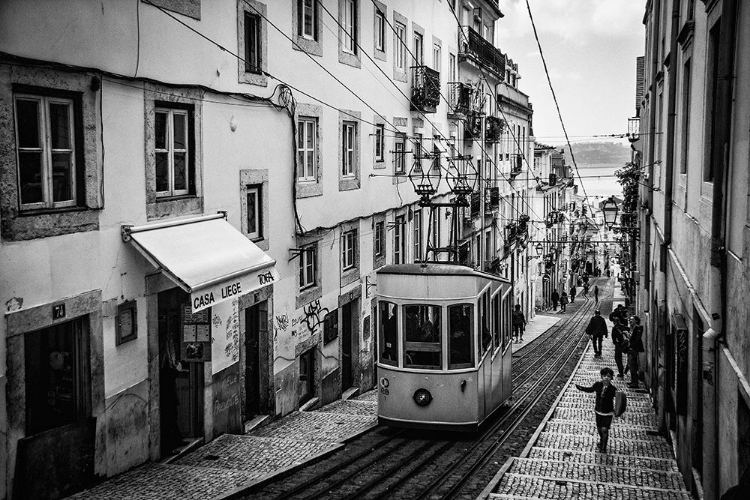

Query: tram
<box><xmin>375</xmin><ymin>263</ymin><xmax>514</xmax><ymax>431</ymax></box>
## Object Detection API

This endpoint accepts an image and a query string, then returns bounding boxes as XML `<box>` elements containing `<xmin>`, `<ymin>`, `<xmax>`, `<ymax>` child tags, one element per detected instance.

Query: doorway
<box><xmin>341</xmin><ymin>300</ymin><xmax>359</xmax><ymax>391</ymax></box>
<box><xmin>244</xmin><ymin>301</ymin><xmax>268</xmax><ymax>418</ymax></box>
<box><xmin>158</xmin><ymin>288</ymin><xmax>204</xmax><ymax>455</ymax></box>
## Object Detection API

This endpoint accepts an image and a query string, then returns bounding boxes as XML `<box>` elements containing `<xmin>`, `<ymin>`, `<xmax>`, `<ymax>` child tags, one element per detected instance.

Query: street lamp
<box><xmin>445</xmin><ymin>154</ymin><xmax>477</xmax><ymax>205</ymax></box>
<box><xmin>535</xmin><ymin>242</ymin><xmax>544</xmax><ymax>256</ymax></box>
<box><xmin>601</xmin><ymin>196</ymin><xmax>619</xmax><ymax>230</ymax></box>
<box><xmin>627</xmin><ymin>117</ymin><xmax>640</xmax><ymax>143</ymax></box>
<box><xmin>409</xmin><ymin>147</ymin><xmax>442</xmax><ymax>205</ymax></box>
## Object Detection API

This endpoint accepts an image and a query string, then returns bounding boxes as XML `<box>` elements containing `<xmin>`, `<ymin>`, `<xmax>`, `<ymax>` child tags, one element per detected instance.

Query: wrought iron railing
<box><xmin>411</xmin><ymin>66</ymin><xmax>441</xmax><ymax>113</ymax></box>
<box><xmin>460</xmin><ymin>27</ymin><xmax>506</xmax><ymax>79</ymax></box>
<box><xmin>447</xmin><ymin>82</ymin><xmax>471</xmax><ymax>116</ymax></box>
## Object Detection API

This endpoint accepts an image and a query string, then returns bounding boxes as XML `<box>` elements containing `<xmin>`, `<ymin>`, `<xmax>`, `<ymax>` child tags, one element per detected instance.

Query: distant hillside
<box><xmin>561</xmin><ymin>142</ymin><xmax>632</xmax><ymax>168</ymax></box>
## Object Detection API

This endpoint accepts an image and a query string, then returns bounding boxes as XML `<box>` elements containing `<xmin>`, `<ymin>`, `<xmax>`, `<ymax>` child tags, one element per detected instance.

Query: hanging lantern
<box><xmin>409</xmin><ymin>145</ymin><xmax>442</xmax><ymax>204</ymax></box>
<box><xmin>445</xmin><ymin>154</ymin><xmax>477</xmax><ymax>206</ymax></box>
<box><xmin>601</xmin><ymin>196</ymin><xmax>619</xmax><ymax>230</ymax></box>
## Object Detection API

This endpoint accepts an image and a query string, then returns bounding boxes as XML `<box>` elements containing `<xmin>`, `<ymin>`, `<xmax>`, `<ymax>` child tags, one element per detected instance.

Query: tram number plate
<box><xmin>380</xmin><ymin>387</ymin><xmax>389</xmax><ymax>396</ymax></box>
<box><xmin>379</xmin><ymin>377</ymin><xmax>389</xmax><ymax>396</ymax></box>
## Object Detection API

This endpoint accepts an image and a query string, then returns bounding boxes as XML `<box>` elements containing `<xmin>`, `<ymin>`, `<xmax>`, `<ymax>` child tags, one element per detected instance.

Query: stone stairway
<box><xmin>483</xmin><ymin>342</ymin><xmax>692</xmax><ymax>500</ymax></box>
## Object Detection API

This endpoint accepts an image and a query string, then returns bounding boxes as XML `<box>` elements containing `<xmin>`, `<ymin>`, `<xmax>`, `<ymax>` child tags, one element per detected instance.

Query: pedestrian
<box><xmin>593</xmin><ymin>285</ymin><xmax>599</xmax><ymax>304</ymax></box>
<box><xmin>585</xmin><ymin>309</ymin><xmax>608</xmax><ymax>357</ymax></box>
<box><xmin>512</xmin><ymin>304</ymin><xmax>527</xmax><ymax>343</ymax></box>
<box><xmin>609</xmin><ymin>304</ymin><xmax>625</xmax><ymax>324</ymax></box>
<box><xmin>627</xmin><ymin>316</ymin><xmax>644</xmax><ymax>388</ymax></box>
<box><xmin>611</xmin><ymin>318</ymin><xmax>629</xmax><ymax>378</ymax></box>
<box><xmin>583</xmin><ymin>283</ymin><xmax>589</xmax><ymax>297</ymax></box>
<box><xmin>570</xmin><ymin>285</ymin><xmax>576</xmax><ymax>303</ymax></box>
<box><xmin>575</xmin><ymin>367</ymin><xmax>618</xmax><ymax>453</ymax></box>
<box><xmin>551</xmin><ymin>289</ymin><xmax>560</xmax><ymax>311</ymax></box>
<box><xmin>559</xmin><ymin>291</ymin><xmax>568</xmax><ymax>312</ymax></box>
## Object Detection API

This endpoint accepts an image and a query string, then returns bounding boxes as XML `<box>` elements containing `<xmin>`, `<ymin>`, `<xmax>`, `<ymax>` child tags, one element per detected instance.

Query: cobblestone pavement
<box><xmin>68</xmin><ymin>393</ymin><xmax>377</xmax><ymax>499</ymax></box>
<box><xmin>483</xmin><ymin>281</ymin><xmax>691</xmax><ymax>499</ymax></box>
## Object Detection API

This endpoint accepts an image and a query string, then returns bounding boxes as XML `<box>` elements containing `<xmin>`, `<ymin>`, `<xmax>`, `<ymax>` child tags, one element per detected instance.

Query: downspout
<box><xmin>663</xmin><ymin>0</ymin><xmax>679</xmax><ymax>252</ymax></box>
<box><xmin>704</xmin><ymin>1</ymin><xmax>737</xmax><ymax>498</ymax></box>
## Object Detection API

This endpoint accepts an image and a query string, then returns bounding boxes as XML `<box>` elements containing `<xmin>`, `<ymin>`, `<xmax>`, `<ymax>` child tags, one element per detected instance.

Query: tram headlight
<box><xmin>412</xmin><ymin>388</ymin><xmax>433</xmax><ymax>407</ymax></box>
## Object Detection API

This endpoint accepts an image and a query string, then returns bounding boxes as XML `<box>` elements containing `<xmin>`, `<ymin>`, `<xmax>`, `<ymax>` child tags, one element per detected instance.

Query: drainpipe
<box><xmin>704</xmin><ymin>1</ymin><xmax>737</xmax><ymax>498</ymax></box>
<box><xmin>663</xmin><ymin>0</ymin><xmax>680</xmax><ymax>252</ymax></box>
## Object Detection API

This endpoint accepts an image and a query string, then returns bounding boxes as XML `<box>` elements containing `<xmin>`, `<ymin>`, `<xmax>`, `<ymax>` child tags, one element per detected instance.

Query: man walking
<box><xmin>512</xmin><ymin>304</ymin><xmax>527</xmax><ymax>343</ymax></box>
<box><xmin>585</xmin><ymin>310</ymin><xmax>608</xmax><ymax>357</ymax></box>
<box><xmin>593</xmin><ymin>285</ymin><xmax>599</xmax><ymax>305</ymax></box>
<box><xmin>611</xmin><ymin>318</ymin><xmax>629</xmax><ymax>379</ymax></box>
<box><xmin>551</xmin><ymin>289</ymin><xmax>560</xmax><ymax>311</ymax></box>
<box><xmin>570</xmin><ymin>285</ymin><xmax>577</xmax><ymax>303</ymax></box>
<box><xmin>627</xmin><ymin>316</ymin><xmax>644</xmax><ymax>388</ymax></box>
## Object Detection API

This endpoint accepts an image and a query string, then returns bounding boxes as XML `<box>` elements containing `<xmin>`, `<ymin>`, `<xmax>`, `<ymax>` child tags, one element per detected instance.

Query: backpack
<box><xmin>614</xmin><ymin>390</ymin><xmax>627</xmax><ymax>417</ymax></box>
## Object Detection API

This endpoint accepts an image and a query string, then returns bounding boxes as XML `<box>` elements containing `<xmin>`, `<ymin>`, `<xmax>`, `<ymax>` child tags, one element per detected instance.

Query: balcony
<box><xmin>411</xmin><ymin>66</ymin><xmax>441</xmax><ymax>113</ymax></box>
<box><xmin>447</xmin><ymin>82</ymin><xmax>471</xmax><ymax>118</ymax></box>
<box><xmin>459</xmin><ymin>27</ymin><xmax>506</xmax><ymax>81</ymax></box>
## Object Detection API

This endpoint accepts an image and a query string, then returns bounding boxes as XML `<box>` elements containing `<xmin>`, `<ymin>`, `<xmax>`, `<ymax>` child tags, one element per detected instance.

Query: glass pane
<box><xmin>449</xmin><ymin>304</ymin><xmax>474</xmax><ymax>368</ymax></box>
<box><xmin>16</xmin><ymin>99</ymin><xmax>41</xmax><ymax>149</ymax></box>
<box><xmin>304</xmin><ymin>0</ymin><xmax>313</xmax><ymax>36</ymax></box>
<box><xmin>403</xmin><ymin>304</ymin><xmax>441</xmax><ymax>369</ymax></box>
<box><xmin>155</xmin><ymin>112</ymin><xmax>167</xmax><ymax>150</ymax></box>
<box><xmin>379</xmin><ymin>302</ymin><xmax>398</xmax><ymax>365</ymax></box>
<box><xmin>49</xmin><ymin>103</ymin><xmax>71</xmax><ymax>150</ymax></box>
<box><xmin>51</xmin><ymin>152</ymin><xmax>73</xmax><ymax>202</ymax></box>
<box><xmin>173</xmin><ymin>113</ymin><xmax>186</xmax><ymax>150</ymax></box>
<box><xmin>155</xmin><ymin>152</ymin><xmax>169</xmax><ymax>192</ymax></box>
<box><xmin>247</xmin><ymin>192</ymin><xmax>257</xmax><ymax>234</ymax></box>
<box><xmin>297</xmin><ymin>151</ymin><xmax>304</xmax><ymax>174</ymax></box>
<box><xmin>173</xmin><ymin>152</ymin><xmax>187</xmax><ymax>190</ymax></box>
<box><xmin>297</xmin><ymin>122</ymin><xmax>304</xmax><ymax>148</ymax></box>
<box><xmin>18</xmin><ymin>152</ymin><xmax>44</xmax><ymax>204</ymax></box>
<box><xmin>306</xmin><ymin>152</ymin><xmax>314</xmax><ymax>176</ymax></box>
<box><xmin>306</xmin><ymin>122</ymin><xmax>314</xmax><ymax>148</ymax></box>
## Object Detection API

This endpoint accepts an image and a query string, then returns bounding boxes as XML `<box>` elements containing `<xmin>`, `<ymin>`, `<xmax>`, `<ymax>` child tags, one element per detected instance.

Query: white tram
<box><xmin>375</xmin><ymin>263</ymin><xmax>514</xmax><ymax>431</ymax></box>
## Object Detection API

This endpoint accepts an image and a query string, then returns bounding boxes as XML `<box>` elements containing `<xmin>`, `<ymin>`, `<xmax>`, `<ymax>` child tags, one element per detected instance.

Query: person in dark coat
<box><xmin>559</xmin><ymin>291</ymin><xmax>568</xmax><ymax>312</ymax></box>
<box><xmin>512</xmin><ymin>304</ymin><xmax>527</xmax><ymax>342</ymax></box>
<box><xmin>611</xmin><ymin>318</ymin><xmax>629</xmax><ymax>378</ymax></box>
<box><xmin>585</xmin><ymin>310</ymin><xmax>608</xmax><ymax>357</ymax></box>
<box><xmin>576</xmin><ymin>367</ymin><xmax>618</xmax><ymax>453</ymax></box>
<box><xmin>551</xmin><ymin>289</ymin><xmax>560</xmax><ymax>311</ymax></box>
<box><xmin>570</xmin><ymin>285</ymin><xmax>576</xmax><ymax>303</ymax></box>
<box><xmin>593</xmin><ymin>285</ymin><xmax>599</xmax><ymax>304</ymax></box>
<box><xmin>627</xmin><ymin>316</ymin><xmax>645</xmax><ymax>387</ymax></box>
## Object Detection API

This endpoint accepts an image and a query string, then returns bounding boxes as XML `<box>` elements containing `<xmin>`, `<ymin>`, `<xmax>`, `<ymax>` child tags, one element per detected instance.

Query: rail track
<box><xmin>241</xmin><ymin>279</ymin><xmax>611</xmax><ymax>500</ymax></box>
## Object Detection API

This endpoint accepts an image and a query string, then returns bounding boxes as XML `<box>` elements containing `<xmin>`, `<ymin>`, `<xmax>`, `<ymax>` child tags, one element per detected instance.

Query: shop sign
<box><xmin>191</xmin><ymin>266</ymin><xmax>279</xmax><ymax>312</ymax></box>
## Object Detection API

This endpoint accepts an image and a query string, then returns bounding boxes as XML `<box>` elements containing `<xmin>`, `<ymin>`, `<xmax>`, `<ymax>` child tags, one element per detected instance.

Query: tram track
<box><xmin>242</xmin><ymin>279</ymin><xmax>612</xmax><ymax>500</ymax></box>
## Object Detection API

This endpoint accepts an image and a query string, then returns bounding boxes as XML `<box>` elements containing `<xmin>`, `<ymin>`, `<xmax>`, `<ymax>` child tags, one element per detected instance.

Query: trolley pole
<box><xmin>480</xmin><ymin>112</ymin><xmax>486</xmax><ymax>271</ymax></box>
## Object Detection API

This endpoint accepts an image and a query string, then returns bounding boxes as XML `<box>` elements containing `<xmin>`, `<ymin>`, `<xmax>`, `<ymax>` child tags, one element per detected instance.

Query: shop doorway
<box><xmin>158</xmin><ymin>288</ymin><xmax>204</xmax><ymax>456</ymax></box>
<box><xmin>244</xmin><ymin>301</ymin><xmax>268</xmax><ymax>418</ymax></box>
<box><xmin>341</xmin><ymin>301</ymin><xmax>358</xmax><ymax>390</ymax></box>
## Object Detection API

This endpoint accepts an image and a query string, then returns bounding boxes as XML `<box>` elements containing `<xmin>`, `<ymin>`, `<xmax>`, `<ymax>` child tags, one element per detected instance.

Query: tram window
<box><xmin>378</xmin><ymin>301</ymin><xmax>398</xmax><ymax>366</ymax></box>
<box><xmin>492</xmin><ymin>295</ymin><xmax>500</xmax><ymax>351</ymax></box>
<box><xmin>503</xmin><ymin>297</ymin><xmax>512</xmax><ymax>349</ymax></box>
<box><xmin>480</xmin><ymin>292</ymin><xmax>491</xmax><ymax>355</ymax></box>
<box><xmin>448</xmin><ymin>304</ymin><xmax>474</xmax><ymax>369</ymax></box>
<box><xmin>403</xmin><ymin>304</ymin><xmax>441</xmax><ymax>370</ymax></box>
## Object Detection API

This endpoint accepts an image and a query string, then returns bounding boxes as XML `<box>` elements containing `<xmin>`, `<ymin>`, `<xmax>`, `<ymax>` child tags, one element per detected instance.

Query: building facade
<box><xmin>636</xmin><ymin>0</ymin><xmax>750</xmax><ymax>498</ymax></box>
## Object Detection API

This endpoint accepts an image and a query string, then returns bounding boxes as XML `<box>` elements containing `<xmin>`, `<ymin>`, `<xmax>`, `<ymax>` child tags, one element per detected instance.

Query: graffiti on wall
<box><xmin>301</xmin><ymin>299</ymin><xmax>330</xmax><ymax>335</ymax></box>
<box><xmin>224</xmin><ymin>298</ymin><xmax>239</xmax><ymax>363</ymax></box>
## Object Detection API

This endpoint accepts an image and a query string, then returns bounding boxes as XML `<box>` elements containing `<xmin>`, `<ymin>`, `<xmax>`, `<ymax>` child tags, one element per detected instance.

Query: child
<box><xmin>575</xmin><ymin>367</ymin><xmax>617</xmax><ymax>453</ymax></box>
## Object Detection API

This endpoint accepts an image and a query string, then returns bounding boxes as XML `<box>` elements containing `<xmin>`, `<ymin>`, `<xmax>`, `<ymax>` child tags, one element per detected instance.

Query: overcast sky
<box><xmin>496</xmin><ymin>0</ymin><xmax>644</xmax><ymax>145</ymax></box>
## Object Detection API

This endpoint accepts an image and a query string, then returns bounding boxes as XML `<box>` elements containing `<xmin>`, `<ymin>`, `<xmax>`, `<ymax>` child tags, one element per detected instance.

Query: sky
<box><xmin>496</xmin><ymin>0</ymin><xmax>645</xmax><ymax>146</ymax></box>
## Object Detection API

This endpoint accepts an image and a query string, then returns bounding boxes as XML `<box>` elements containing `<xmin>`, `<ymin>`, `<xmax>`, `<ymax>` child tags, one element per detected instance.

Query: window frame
<box><xmin>237</xmin><ymin>0</ymin><xmax>269</xmax><ymax>86</ymax></box>
<box><xmin>375</xmin><ymin>220</ymin><xmax>385</xmax><ymax>256</ymax></box>
<box><xmin>246</xmin><ymin>184</ymin><xmax>263</xmax><ymax>240</ymax></box>
<box><xmin>341</xmin><ymin>229</ymin><xmax>357</xmax><ymax>270</ymax></box>
<box><xmin>244</xmin><ymin>12</ymin><xmax>262</xmax><ymax>74</ymax></box>
<box><xmin>375</xmin><ymin>9</ymin><xmax>385</xmax><ymax>51</ymax></box>
<box><xmin>413</xmin><ymin>31</ymin><xmax>424</xmax><ymax>66</ymax></box>
<box><xmin>374</xmin><ymin>124</ymin><xmax>385</xmax><ymax>162</ymax></box>
<box><xmin>299</xmin><ymin>243</ymin><xmax>317</xmax><ymax>290</ymax></box>
<box><xmin>14</xmin><ymin>93</ymin><xmax>79</xmax><ymax>211</ymax></box>
<box><xmin>343</xmin><ymin>0</ymin><xmax>357</xmax><ymax>54</ymax></box>
<box><xmin>297</xmin><ymin>117</ymin><xmax>318</xmax><ymax>182</ymax></box>
<box><xmin>299</xmin><ymin>0</ymin><xmax>318</xmax><ymax>40</ymax></box>
<box><xmin>342</xmin><ymin>121</ymin><xmax>357</xmax><ymax>177</ymax></box>
<box><xmin>395</xmin><ymin>22</ymin><xmax>407</xmax><ymax>71</ymax></box>
<box><xmin>413</xmin><ymin>209</ymin><xmax>423</xmax><ymax>262</ymax></box>
<box><xmin>154</xmin><ymin>107</ymin><xmax>191</xmax><ymax>198</ymax></box>
<box><xmin>394</xmin><ymin>214</ymin><xmax>406</xmax><ymax>264</ymax></box>
<box><xmin>394</xmin><ymin>133</ymin><xmax>406</xmax><ymax>175</ymax></box>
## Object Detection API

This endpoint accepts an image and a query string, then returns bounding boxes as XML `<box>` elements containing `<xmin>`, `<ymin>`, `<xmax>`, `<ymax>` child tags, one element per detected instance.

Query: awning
<box><xmin>123</xmin><ymin>213</ymin><xmax>279</xmax><ymax>312</ymax></box>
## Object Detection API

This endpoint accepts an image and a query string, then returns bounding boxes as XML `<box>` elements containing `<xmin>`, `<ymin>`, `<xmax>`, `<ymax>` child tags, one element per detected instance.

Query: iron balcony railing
<box><xmin>460</xmin><ymin>26</ymin><xmax>506</xmax><ymax>80</ymax></box>
<box><xmin>411</xmin><ymin>66</ymin><xmax>441</xmax><ymax>113</ymax></box>
<box><xmin>447</xmin><ymin>82</ymin><xmax>471</xmax><ymax>116</ymax></box>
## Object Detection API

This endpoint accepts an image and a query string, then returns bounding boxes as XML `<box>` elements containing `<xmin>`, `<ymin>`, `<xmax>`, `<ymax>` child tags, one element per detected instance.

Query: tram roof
<box><xmin>377</xmin><ymin>263</ymin><xmax>508</xmax><ymax>283</ymax></box>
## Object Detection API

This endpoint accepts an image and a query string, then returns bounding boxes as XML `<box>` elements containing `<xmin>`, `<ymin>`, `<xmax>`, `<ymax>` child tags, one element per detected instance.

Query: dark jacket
<box><xmin>551</xmin><ymin>291</ymin><xmax>560</xmax><ymax>302</ymax></box>
<box><xmin>576</xmin><ymin>381</ymin><xmax>617</xmax><ymax>414</ymax></box>
<box><xmin>586</xmin><ymin>315</ymin><xmax>608</xmax><ymax>337</ymax></box>
<box><xmin>612</xmin><ymin>323</ymin><xmax>630</xmax><ymax>347</ymax></box>
<box><xmin>512</xmin><ymin>310</ymin><xmax>526</xmax><ymax>326</ymax></box>
<box><xmin>629</xmin><ymin>325</ymin><xmax>645</xmax><ymax>352</ymax></box>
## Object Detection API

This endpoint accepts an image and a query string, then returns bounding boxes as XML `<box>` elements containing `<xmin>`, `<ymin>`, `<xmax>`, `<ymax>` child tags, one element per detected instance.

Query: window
<box><xmin>680</xmin><ymin>59</ymin><xmax>691</xmax><ymax>175</ymax></box>
<box><xmin>395</xmin><ymin>22</ymin><xmax>406</xmax><ymax>71</ymax></box>
<box><xmin>298</xmin><ymin>0</ymin><xmax>317</xmax><ymax>39</ymax></box>
<box><xmin>374</xmin><ymin>124</ymin><xmax>385</xmax><ymax>162</ymax></box>
<box><xmin>394</xmin><ymin>215</ymin><xmax>405</xmax><ymax>264</ymax></box>
<box><xmin>413</xmin><ymin>32</ymin><xmax>423</xmax><ymax>65</ymax></box>
<box><xmin>413</xmin><ymin>209</ymin><xmax>423</xmax><ymax>262</ymax></box>
<box><xmin>341</xmin><ymin>229</ymin><xmax>357</xmax><ymax>270</ymax></box>
<box><xmin>375</xmin><ymin>221</ymin><xmax>384</xmax><ymax>256</ymax></box>
<box><xmin>413</xmin><ymin>133</ymin><xmax>423</xmax><ymax>173</ymax></box>
<box><xmin>379</xmin><ymin>301</ymin><xmax>398</xmax><ymax>366</ymax></box>
<box><xmin>375</xmin><ymin>9</ymin><xmax>385</xmax><ymax>51</ymax></box>
<box><xmin>450</xmin><ymin>53</ymin><xmax>456</xmax><ymax>82</ymax></box>
<box><xmin>299</xmin><ymin>244</ymin><xmax>317</xmax><ymax>290</ymax></box>
<box><xmin>449</xmin><ymin>304</ymin><xmax>473</xmax><ymax>369</ymax></box>
<box><xmin>246</xmin><ymin>185</ymin><xmax>262</xmax><ymax>240</ymax></box>
<box><xmin>14</xmin><ymin>93</ymin><xmax>79</xmax><ymax>210</ymax></box>
<box><xmin>342</xmin><ymin>121</ymin><xmax>357</xmax><ymax>176</ymax></box>
<box><xmin>343</xmin><ymin>0</ymin><xmax>357</xmax><ymax>53</ymax></box>
<box><xmin>431</xmin><ymin>208</ymin><xmax>440</xmax><ymax>250</ymax></box>
<box><xmin>298</xmin><ymin>117</ymin><xmax>317</xmax><ymax>181</ymax></box>
<box><xmin>244</xmin><ymin>13</ymin><xmax>261</xmax><ymax>73</ymax></box>
<box><xmin>155</xmin><ymin>107</ymin><xmax>190</xmax><ymax>197</ymax></box>
<box><xmin>25</xmin><ymin>318</ymin><xmax>90</xmax><ymax>435</ymax></box>
<box><xmin>433</xmin><ymin>44</ymin><xmax>441</xmax><ymax>72</ymax></box>
<box><xmin>403</xmin><ymin>304</ymin><xmax>441</xmax><ymax>369</ymax></box>
<box><xmin>394</xmin><ymin>133</ymin><xmax>406</xmax><ymax>174</ymax></box>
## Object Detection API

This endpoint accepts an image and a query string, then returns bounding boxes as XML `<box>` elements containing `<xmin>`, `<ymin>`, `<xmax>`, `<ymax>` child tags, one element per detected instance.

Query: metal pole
<box><xmin>480</xmin><ymin>112</ymin><xmax>486</xmax><ymax>271</ymax></box>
